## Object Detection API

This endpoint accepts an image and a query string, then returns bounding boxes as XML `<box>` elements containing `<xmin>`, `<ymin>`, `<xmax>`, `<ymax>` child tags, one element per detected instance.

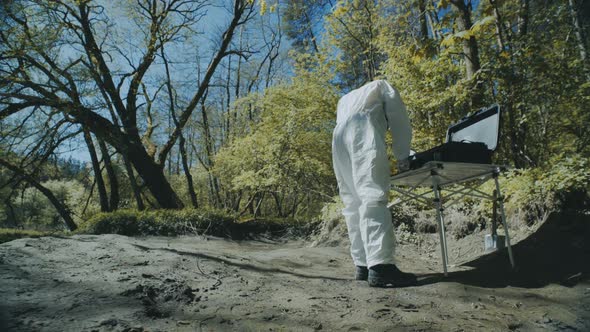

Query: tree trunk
<box><xmin>418</xmin><ymin>0</ymin><xmax>429</xmax><ymax>42</ymax></box>
<box><xmin>450</xmin><ymin>0</ymin><xmax>483</xmax><ymax>108</ymax></box>
<box><xmin>272</xmin><ymin>192</ymin><xmax>284</xmax><ymax>217</ymax></box>
<box><xmin>491</xmin><ymin>0</ymin><xmax>520</xmax><ymax>167</ymax></box>
<box><xmin>303</xmin><ymin>10</ymin><xmax>320</xmax><ymax>53</ymax></box>
<box><xmin>490</xmin><ymin>0</ymin><xmax>506</xmax><ymax>50</ymax></box>
<box><xmin>239</xmin><ymin>192</ymin><xmax>256</xmax><ymax>216</ymax></box>
<box><xmin>198</xmin><ymin>95</ymin><xmax>222</xmax><ymax>208</ymax></box>
<box><xmin>517</xmin><ymin>0</ymin><xmax>529</xmax><ymax>36</ymax></box>
<box><xmin>243</xmin><ymin>193</ymin><xmax>255</xmax><ymax>216</ymax></box>
<box><xmin>179</xmin><ymin>133</ymin><xmax>198</xmax><ymax>208</ymax></box>
<box><xmin>568</xmin><ymin>0</ymin><xmax>589</xmax><ymax>80</ymax></box>
<box><xmin>233</xmin><ymin>190</ymin><xmax>242</xmax><ymax>212</ymax></box>
<box><xmin>254</xmin><ymin>192</ymin><xmax>265</xmax><ymax>219</ymax></box>
<box><xmin>290</xmin><ymin>194</ymin><xmax>301</xmax><ymax>218</ymax></box>
<box><xmin>0</xmin><ymin>158</ymin><xmax>77</xmax><ymax>231</ymax></box>
<box><xmin>2</xmin><ymin>1</ymin><xmax>253</xmax><ymax>211</ymax></box>
<box><xmin>504</xmin><ymin>102</ymin><xmax>523</xmax><ymax>168</ymax></box>
<box><xmin>225</xmin><ymin>55</ymin><xmax>232</xmax><ymax>142</ymax></box>
<box><xmin>235</xmin><ymin>27</ymin><xmax>243</xmax><ymax>99</ymax></box>
<box><xmin>4</xmin><ymin>198</ymin><xmax>18</xmax><ymax>227</ymax></box>
<box><xmin>175</xmin><ymin>146</ymin><xmax>181</xmax><ymax>175</ymax></box>
<box><xmin>71</xmin><ymin>105</ymin><xmax>184</xmax><ymax>209</ymax></box>
<box><xmin>98</xmin><ymin>138</ymin><xmax>119</xmax><ymax>211</ymax></box>
<box><xmin>160</xmin><ymin>43</ymin><xmax>198</xmax><ymax>209</ymax></box>
<box><xmin>122</xmin><ymin>156</ymin><xmax>145</xmax><ymax>210</ymax></box>
<box><xmin>125</xmin><ymin>141</ymin><xmax>185</xmax><ymax>209</ymax></box>
<box><xmin>83</xmin><ymin>129</ymin><xmax>109</xmax><ymax>212</ymax></box>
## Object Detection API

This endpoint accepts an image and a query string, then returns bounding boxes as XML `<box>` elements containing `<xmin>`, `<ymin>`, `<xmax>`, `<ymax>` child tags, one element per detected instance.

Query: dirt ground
<box><xmin>1</xmin><ymin>212</ymin><xmax>589</xmax><ymax>332</ymax></box>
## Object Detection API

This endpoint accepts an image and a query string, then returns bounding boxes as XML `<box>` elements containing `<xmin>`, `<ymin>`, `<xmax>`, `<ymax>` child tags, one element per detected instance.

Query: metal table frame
<box><xmin>388</xmin><ymin>161</ymin><xmax>516</xmax><ymax>276</ymax></box>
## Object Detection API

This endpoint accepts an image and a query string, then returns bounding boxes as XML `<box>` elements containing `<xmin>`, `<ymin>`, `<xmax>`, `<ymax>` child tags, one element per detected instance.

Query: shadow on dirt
<box><xmin>131</xmin><ymin>243</ymin><xmax>350</xmax><ymax>282</ymax></box>
<box><xmin>418</xmin><ymin>212</ymin><xmax>590</xmax><ymax>288</ymax></box>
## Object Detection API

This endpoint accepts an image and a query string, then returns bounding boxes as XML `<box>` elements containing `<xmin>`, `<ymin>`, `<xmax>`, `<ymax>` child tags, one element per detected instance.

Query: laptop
<box><xmin>408</xmin><ymin>104</ymin><xmax>501</xmax><ymax>170</ymax></box>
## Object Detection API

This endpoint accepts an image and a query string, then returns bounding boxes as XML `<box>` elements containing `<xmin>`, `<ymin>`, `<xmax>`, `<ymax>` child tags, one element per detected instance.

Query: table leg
<box><xmin>433</xmin><ymin>185</ymin><xmax>449</xmax><ymax>276</ymax></box>
<box><xmin>494</xmin><ymin>176</ymin><xmax>516</xmax><ymax>269</ymax></box>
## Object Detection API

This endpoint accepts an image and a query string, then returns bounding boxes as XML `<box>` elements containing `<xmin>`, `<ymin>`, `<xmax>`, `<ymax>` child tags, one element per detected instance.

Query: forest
<box><xmin>0</xmin><ymin>0</ymin><xmax>588</xmax><ymax>232</ymax></box>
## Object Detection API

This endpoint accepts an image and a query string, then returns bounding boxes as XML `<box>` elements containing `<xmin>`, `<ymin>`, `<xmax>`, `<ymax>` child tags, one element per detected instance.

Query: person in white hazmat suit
<box><xmin>332</xmin><ymin>80</ymin><xmax>417</xmax><ymax>287</ymax></box>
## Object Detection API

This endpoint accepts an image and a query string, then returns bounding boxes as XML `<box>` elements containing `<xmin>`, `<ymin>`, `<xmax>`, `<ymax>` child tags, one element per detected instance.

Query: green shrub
<box><xmin>5</xmin><ymin>179</ymin><xmax>91</xmax><ymax>230</ymax></box>
<box><xmin>76</xmin><ymin>208</ymin><xmax>315</xmax><ymax>240</ymax></box>
<box><xmin>421</xmin><ymin>155</ymin><xmax>590</xmax><ymax>237</ymax></box>
<box><xmin>77</xmin><ymin>209</ymin><xmax>234</xmax><ymax>237</ymax></box>
<box><xmin>233</xmin><ymin>217</ymin><xmax>319</xmax><ymax>239</ymax></box>
<box><xmin>473</xmin><ymin>154</ymin><xmax>590</xmax><ymax>227</ymax></box>
<box><xmin>0</xmin><ymin>228</ymin><xmax>47</xmax><ymax>243</ymax></box>
<box><xmin>149</xmin><ymin>209</ymin><xmax>235</xmax><ymax>236</ymax></box>
<box><xmin>78</xmin><ymin>210</ymin><xmax>140</xmax><ymax>236</ymax></box>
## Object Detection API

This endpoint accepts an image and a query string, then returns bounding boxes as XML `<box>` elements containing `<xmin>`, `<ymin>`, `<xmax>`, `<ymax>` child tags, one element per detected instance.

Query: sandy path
<box><xmin>1</xmin><ymin>215</ymin><xmax>589</xmax><ymax>331</ymax></box>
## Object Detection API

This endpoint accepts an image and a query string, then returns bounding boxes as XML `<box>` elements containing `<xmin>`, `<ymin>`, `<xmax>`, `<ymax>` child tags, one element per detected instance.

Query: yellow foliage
<box><xmin>259</xmin><ymin>0</ymin><xmax>267</xmax><ymax>15</ymax></box>
<box><xmin>470</xmin><ymin>15</ymin><xmax>495</xmax><ymax>34</ymax></box>
<box><xmin>332</xmin><ymin>4</ymin><xmax>349</xmax><ymax>17</ymax></box>
<box><xmin>441</xmin><ymin>34</ymin><xmax>456</xmax><ymax>47</ymax></box>
<box><xmin>214</xmin><ymin>66</ymin><xmax>339</xmax><ymax>198</ymax></box>
<box><xmin>437</xmin><ymin>0</ymin><xmax>450</xmax><ymax>9</ymax></box>
<box><xmin>454</xmin><ymin>30</ymin><xmax>474</xmax><ymax>40</ymax></box>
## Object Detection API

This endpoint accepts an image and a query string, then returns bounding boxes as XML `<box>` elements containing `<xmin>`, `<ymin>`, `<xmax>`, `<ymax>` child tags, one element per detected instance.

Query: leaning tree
<box><xmin>0</xmin><ymin>0</ymin><xmax>256</xmax><ymax>209</ymax></box>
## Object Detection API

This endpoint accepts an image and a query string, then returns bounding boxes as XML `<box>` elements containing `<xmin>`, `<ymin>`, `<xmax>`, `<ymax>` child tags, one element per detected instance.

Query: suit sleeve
<box><xmin>379</xmin><ymin>80</ymin><xmax>412</xmax><ymax>160</ymax></box>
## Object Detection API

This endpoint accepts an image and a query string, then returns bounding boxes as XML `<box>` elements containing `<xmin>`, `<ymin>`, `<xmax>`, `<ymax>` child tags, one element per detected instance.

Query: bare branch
<box><xmin>157</xmin><ymin>0</ymin><xmax>256</xmax><ymax>165</ymax></box>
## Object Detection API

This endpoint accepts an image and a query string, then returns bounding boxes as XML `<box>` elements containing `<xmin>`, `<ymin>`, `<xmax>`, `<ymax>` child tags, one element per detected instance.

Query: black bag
<box><xmin>409</xmin><ymin>105</ymin><xmax>501</xmax><ymax>170</ymax></box>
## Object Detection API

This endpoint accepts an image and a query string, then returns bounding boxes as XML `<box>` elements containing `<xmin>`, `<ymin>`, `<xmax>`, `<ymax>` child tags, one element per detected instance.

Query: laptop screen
<box><xmin>447</xmin><ymin>106</ymin><xmax>500</xmax><ymax>150</ymax></box>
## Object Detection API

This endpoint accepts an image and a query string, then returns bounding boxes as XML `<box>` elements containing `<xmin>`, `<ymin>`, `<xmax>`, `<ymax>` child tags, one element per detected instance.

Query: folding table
<box><xmin>388</xmin><ymin>161</ymin><xmax>516</xmax><ymax>276</ymax></box>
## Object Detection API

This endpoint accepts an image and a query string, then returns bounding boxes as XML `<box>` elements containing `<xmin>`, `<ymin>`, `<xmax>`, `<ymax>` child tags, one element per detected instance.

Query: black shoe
<box><xmin>355</xmin><ymin>266</ymin><xmax>368</xmax><ymax>280</ymax></box>
<box><xmin>368</xmin><ymin>264</ymin><xmax>417</xmax><ymax>288</ymax></box>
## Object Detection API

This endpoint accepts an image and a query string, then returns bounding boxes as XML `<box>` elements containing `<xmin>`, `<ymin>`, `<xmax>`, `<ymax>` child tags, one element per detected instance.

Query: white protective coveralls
<box><xmin>332</xmin><ymin>80</ymin><xmax>412</xmax><ymax>268</ymax></box>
